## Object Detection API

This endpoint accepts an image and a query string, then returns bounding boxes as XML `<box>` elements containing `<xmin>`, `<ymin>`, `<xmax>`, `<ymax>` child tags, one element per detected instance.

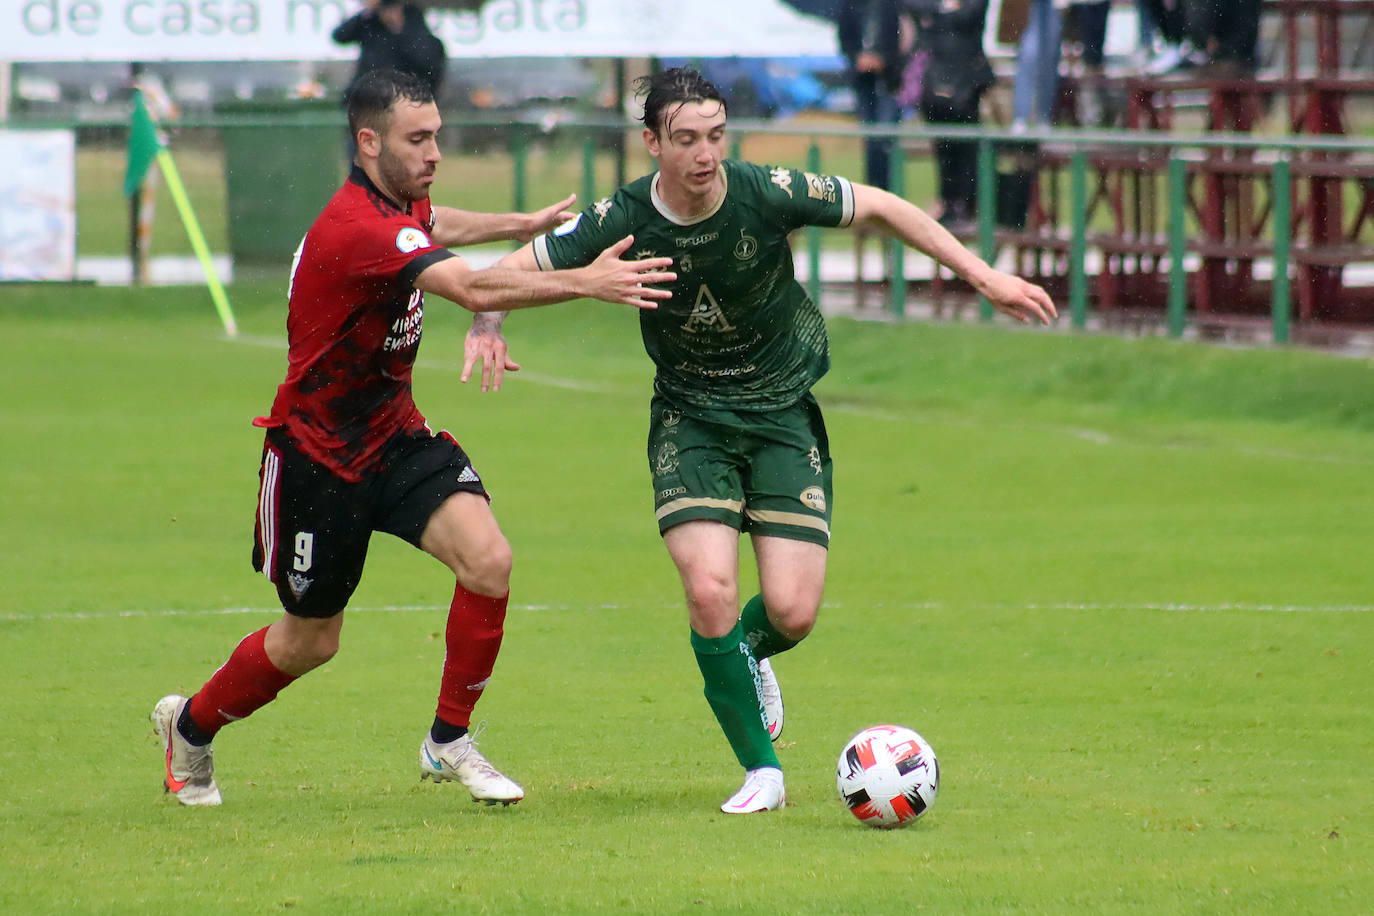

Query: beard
<box><xmin>377</xmin><ymin>144</ymin><xmax>430</xmax><ymax>203</ymax></box>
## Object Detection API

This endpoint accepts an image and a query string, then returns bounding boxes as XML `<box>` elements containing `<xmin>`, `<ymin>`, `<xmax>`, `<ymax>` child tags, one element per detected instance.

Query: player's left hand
<box><xmin>461</xmin><ymin>324</ymin><xmax>521</xmax><ymax>393</ymax></box>
<box><xmin>978</xmin><ymin>270</ymin><xmax>1058</xmax><ymax>325</ymax></box>
<box><xmin>517</xmin><ymin>193</ymin><xmax>579</xmax><ymax>243</ymax></box>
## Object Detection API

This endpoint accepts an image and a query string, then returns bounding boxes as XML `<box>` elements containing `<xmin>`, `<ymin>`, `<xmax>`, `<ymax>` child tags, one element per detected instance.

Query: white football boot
<box><xmin>151</xmin><ymin>694</ymin><xmax>222</xmax><ymax>807</ymax></box>
<box><xmin>419</xmin><ymin>727</ymin><xmax>524</xmax><ymax>806</ymax></box>
<box><xmin>757</xmin><ymin>657</ymin><xmax>784</xmax><ymax>742</ymax></box>
<box><xmin>721</xmin><ymin>766</ymin><xmax>786</xmax><ymax>814</ymax></box>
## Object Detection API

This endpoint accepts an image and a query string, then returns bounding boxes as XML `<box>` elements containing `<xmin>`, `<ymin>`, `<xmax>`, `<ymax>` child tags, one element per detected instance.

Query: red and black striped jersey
<box><xmin>254</xmin><ymin>166</ymin><xmax>454</xmax><ymax>481</ymax></box>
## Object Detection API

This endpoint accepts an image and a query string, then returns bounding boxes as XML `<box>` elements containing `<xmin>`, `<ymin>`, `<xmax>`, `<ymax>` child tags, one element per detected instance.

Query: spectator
<box><xmin>1010</xmin><ymin>0</ymin><xmax>1063</xmax><ymax>130</ymax></box>
<box><xmin>333</xmin><ymin>0</ymin><xmax>447</xmax><ymax>103</ymax></box>
<box><xmin>1068</xmin><ymin>0</ymin><xmax>1111</xmax><ymax>126</ymax></box>
<box><xmin>1187</xmin><ymin>0</ymin><xmax>1262</xmax><ymax>77</ymax></box>
<box><xmin>910</xmin><ymin>0</ymin><xmax>995</xmax><ymax>229</ymax></box>
<box><xmin>838</xmin><ymin>0</ymin><xmax>911</xmax><ymax>191</ymax></box>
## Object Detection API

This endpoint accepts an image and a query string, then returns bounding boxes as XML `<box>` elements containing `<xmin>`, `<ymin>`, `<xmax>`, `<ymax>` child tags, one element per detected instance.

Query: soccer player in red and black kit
<box><xmin>150</xmin><ymin>69</ymin><xmax>675</xmax><ymax>807</ymax></box>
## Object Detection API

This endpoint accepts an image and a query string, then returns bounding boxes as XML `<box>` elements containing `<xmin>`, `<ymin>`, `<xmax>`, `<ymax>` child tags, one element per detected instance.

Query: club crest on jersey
<box><xmin>770</xmin><ymin>167</ymin><xmax>794</xmax><ymax>198</ymax></box>
<box><xmin>396</xmin><ymin>227</ymin><xmax>430</xmax><ymax>253</ymax></box>
<box><xmin>682</xmin><ymin>284</ymin><xmax>735</xmax><ymax>334</ymax></box>
<box><xmin>733</xmin><ymin>230</ymin><xmax>758</xmax><ymax>261</ymax></box>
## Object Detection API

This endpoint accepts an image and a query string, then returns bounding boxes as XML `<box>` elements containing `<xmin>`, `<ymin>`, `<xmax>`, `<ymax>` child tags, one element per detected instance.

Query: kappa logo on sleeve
<box><xmin>396</xmin><ymin>227</ymin><xmax>430</xmax><ymax>253</ymax></box>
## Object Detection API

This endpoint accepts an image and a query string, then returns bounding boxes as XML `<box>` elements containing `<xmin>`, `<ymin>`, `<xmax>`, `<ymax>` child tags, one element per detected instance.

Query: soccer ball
<box><xmin>836</xmin><ymin>724</ymin><xmax>939</xmax><ymax>829</ymax></box>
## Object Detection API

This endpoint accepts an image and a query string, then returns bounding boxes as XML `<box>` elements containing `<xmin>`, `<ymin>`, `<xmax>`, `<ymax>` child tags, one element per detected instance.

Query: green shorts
<box><xmin>646</xmin><ymin>392</ymin><xmax>833</xmax><ymax>547</ymax></box>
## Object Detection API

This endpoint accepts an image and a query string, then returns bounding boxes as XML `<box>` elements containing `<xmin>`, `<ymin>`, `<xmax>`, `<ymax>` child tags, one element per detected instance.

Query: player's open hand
<box><xmin>461</xmin><ymin>320</ymin><xmax>521</xmax><ymax>393</ymax></box>
<box><xmin>978</xmin><ymin>270</ymin><xmax>1058</xmax><ymax>325</ymax></box>
<box><xmin>518</xmin><ymin>194</ymin><xmax>579</xmax><ymax>243</ymax></box>
<box><xmin>584</xmin><ymin>235</ymin><xmax>675</xmax><ymax>310</ymax></box>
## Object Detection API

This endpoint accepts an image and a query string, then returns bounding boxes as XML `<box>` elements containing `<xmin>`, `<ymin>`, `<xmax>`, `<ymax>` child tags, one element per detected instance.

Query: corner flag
<box><xmin>123</xmin><ymin>88</ymin><xmax>237</xmax><ymax>337</ymax></box>
<box><xmin>124</xmin><ymin>92</ymin><xmax>163</xmax><ymax>198</ymax></box>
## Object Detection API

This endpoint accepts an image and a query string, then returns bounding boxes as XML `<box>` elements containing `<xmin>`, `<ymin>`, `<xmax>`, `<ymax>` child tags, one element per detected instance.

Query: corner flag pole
<box><xmin>155</xmin><ymin>148</ymin><xmax>237</xmax><ymax>337</ymax></box>
<box><xmin>125</xmin><ymin>90</ymin><xmax>238</xmax><ymax>338</ymax></box>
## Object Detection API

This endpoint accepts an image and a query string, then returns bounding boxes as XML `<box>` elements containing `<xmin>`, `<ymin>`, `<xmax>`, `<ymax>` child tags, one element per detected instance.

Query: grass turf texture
<box><xmin>1</xmin><ymin>283</ymin><xmax>1371</xmax><ymax>913</ymax></box>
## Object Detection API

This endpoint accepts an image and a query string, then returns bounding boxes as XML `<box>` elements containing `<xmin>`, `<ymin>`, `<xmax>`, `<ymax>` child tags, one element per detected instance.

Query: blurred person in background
<box><xmin>461</xmin><ymin>67</ymin><xmax>1056</xmax><ymax>815</ymax></box>
<box><xmin>334</xmin><ymin>0</ymin><xmax>447</xmax><ymax>103</ymax></box>
<box><xmin>151</xmin><ymin>69</ymin><xmax>675</xmax><ymax>810</ymax></box>
<box><xmin>909</xmin><ymin>0</ymin><xmax>994</xmax><ymax>230</ymax></box>
<box><xmin>1138</xmin><ymin>0</ymin><xmax>1260</xmax><ymax>76</ymax></box>
<box><xmin>1068</xmin><ymin>0</ymin><xmax>1111</xmax><ymax>126</ymax></box>
<box><xmin>1184</xmin><ymin>0</ymin><xmax>1262</xmax><ymax>77</ymax></box>
<box><xmin>1010</xmin><ymin>0</ymin><xmax>1063</xmax><ymax>131</ymax></box>
<box><xmin>838</xmin><ymin>0</ymin><xmax>912</xmax><ymax>192</ymax></box>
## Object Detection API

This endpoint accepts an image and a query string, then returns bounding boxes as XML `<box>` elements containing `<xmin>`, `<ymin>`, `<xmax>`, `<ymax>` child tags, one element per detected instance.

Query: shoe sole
<box><xmin>721</xmin><ymin>794</ymin><xmax>787</xmax><ymax>814</ymax></box>
<box><xmin>419</xmin><ymin>770</ymin><xmax>523</xmax><ymax>806</ymax></box>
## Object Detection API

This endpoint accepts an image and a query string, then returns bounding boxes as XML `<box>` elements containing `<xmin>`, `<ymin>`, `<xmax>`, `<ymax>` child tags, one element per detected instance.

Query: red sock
<box><xmin>435</xmin><ymin>584</ymin><xmax>508</xmax><ymax>728</ymax></box>
<box><xmin>187</xmin><ymin>626</ymin><xmax>297</xmax><ymax>737</ymax></box>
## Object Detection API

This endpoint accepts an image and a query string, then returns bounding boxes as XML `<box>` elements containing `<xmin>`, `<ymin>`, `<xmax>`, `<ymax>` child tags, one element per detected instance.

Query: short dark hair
<box><xmin>634</xmin><ymin>67</ymin><xmax>727</xmax><ymax>137</ymax></box>
<box><xmin>346</xmin><ymin>68</ymin><xmax>435</xmax><ymax>139</ymax></box>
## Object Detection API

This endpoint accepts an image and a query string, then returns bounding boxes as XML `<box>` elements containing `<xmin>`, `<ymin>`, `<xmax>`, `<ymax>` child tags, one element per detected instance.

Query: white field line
<box><xmin>4</xmin><ymin>600</ymin><xmax>1371</xmax><ymax>623</ymax></box>
<box><xmin>227</xmin><ymin>334</ymin><xmax>1374</xmax><ymax>469</ymax></box>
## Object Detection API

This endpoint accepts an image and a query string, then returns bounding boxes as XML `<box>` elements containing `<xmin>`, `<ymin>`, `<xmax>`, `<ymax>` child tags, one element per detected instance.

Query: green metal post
<box><xmin>730</xmin><ymin>136</ymin><xmax>742</xmax><ymax>162</ymax></box>
<box><xmin>807</xmin><ymin>142</ymin><xmax>822</xmax><ymax>308</ymax></box>
<box><xmin>1167</xmin><ymin>156</ymin><xmax>1187</xmax><ymax>338</ymax></box>
<box><xmin>977</xmin><ymin>138</ymin><xmax>996</xmax><ymax>321</ymax></box>
<box><xmin>581</xmin><ymin>133</ymin><xmax>597</xmax><ymax>208</ymax></box>
<box><xmin>511</xmin><ymin>127</ymin><xmax>528</xmax><ymax>213</ymax></box>
<box><xmin>1271</xmin><ymin>157</ymin><xmax>1291</xmax><ymax>344</ymax></box>
<box><xmin>888</xmin><ymin>142</ymin><xmax>906</xmax><ymax>317</ymax></box>
<box><xmin>1069</xmin><ymin>151</ymin><xmax>1088</xmax><ymax>329</ymax></box>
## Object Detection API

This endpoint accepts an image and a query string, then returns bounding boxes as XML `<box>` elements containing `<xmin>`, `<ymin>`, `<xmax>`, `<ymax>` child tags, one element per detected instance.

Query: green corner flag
<box><xmin>122</xmin><ymin>88</ymin><xmax>238</xmax><ymax>337</ymax></box>
<box><xmin>124</xmin><ymin>91</ymin><xmax>164</xmax><ymax>197</ymax></box>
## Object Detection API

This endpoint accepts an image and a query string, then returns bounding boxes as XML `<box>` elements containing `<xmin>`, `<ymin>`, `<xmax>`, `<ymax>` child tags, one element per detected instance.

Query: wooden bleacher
<box><xmin>925</xmin><ymin>0</ymin><xmax>1374</xmax><ymax>337</ymax></box>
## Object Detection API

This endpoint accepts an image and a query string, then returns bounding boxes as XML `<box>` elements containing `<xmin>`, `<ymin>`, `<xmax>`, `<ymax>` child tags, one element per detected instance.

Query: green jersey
<box><xmin>533</xmin><ymin>159</ymin><xmax>855</xmax><ymax>413</ymax></box>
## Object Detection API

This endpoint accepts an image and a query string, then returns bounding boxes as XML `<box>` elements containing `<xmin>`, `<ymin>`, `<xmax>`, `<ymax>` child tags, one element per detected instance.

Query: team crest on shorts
<box><xmin>287</xmin><ymin>572</ymin><xmax>314</xmax><ymax>599</ymax></box>
<box><xmin>654</xmin><ymin>441</ymin><xmax>680</xmax><ymax>476</ymax></box>
<box><xmin>800</xmin><ymin>486</ymin><xmax>826</xmax><ymax>512</ymax></box>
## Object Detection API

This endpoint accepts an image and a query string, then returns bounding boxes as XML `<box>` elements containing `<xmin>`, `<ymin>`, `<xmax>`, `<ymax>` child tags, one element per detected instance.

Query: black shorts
<box><xmin>251</xmin><ymin>426</ymin><xmax>489</xmax><ymax>618</ymax></box>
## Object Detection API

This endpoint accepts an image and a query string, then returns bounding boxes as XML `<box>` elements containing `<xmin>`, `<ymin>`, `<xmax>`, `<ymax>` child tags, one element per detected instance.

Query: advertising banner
<box><xmin>3</xmin><ymin>0</ymin><xmax>838</xmax><ymax>61</ymax></box>
<box><xmin>0</xmin><ymin>130</ymin><xmax>77</xmax><ymax>282</ymax></box>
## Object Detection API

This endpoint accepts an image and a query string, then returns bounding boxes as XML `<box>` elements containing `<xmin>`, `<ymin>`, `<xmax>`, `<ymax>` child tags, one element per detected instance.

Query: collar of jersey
<box><xmin>650</xmin><ymin>165</ymin><xmax>727</xmax><ymax>227</ymax></box>
<box><xmin>349</xmin><ymin>165</ymin><xmax>410</xmax><ymax>215</ymax></box>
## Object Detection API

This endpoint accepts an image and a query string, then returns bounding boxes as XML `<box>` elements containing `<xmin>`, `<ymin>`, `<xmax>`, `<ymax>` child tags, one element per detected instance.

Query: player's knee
<box><xmin>300</xmin><ymin>631</ymin><xmax>341</xmax><ymax>669</ymax></box>
<box><xmin>269</xmin><ymin>622</ymin><xmax>340</xmax><ymax>675</ymax></box>
<box><xmin>455</xmin><ymin>535</ymin><xmax>513</xmax><ymax>598</ymax></box>
<box><xmin>684</xmin><ymin>571</ymin><xmax>738</xmax><ymax>637</ymax></box>
<box><xmin>763</xmin><ymin>595</ymin><xmax>819</xmax><ymax>642</ymax></box>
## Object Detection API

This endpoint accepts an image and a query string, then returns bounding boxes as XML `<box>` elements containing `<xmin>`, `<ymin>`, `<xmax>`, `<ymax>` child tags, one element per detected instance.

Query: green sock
<box><xmin>691</xmin><ymin>624</ymin><xmax>779</xmax><ymax>772</ymax></box>
<box><xmin>739</xmin><ymin>593</ymin><xmax>799</xmax><ymax>661</ymax></box>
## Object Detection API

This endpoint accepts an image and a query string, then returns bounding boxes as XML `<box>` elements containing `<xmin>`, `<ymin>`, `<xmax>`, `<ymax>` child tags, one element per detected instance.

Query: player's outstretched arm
<box><xmin>851</xmin><ymin>183</ymin><xmax>1058</xmax><ymax>325</ymax></box>
<box><xmin>430</xmin><ymin>194</ymin><xmax>579</xmax><ymax>247</ymax></box>
<box><xmin>454</xmin><ymin>238</ymin><xmax>675</xmax><ymax>392</ymax></box>
<box><xmin>414</xmin><ymin>234</ymin><xmax>673</xmax><ymax>315</ymax></box>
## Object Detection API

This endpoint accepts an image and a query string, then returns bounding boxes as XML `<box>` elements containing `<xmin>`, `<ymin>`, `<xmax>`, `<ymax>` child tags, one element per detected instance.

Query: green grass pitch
<box><xmin>1</xmin><ymin>282</ymin><xmax>1371</xmax><ymax>913</ymax></box>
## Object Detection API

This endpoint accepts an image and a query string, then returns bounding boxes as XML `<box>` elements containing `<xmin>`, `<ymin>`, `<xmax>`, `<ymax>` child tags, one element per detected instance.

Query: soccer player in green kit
<box><xmin>461</xmin><ymin>68</ymin><xmax>1057</xmax><ymax>813</ymax></box>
